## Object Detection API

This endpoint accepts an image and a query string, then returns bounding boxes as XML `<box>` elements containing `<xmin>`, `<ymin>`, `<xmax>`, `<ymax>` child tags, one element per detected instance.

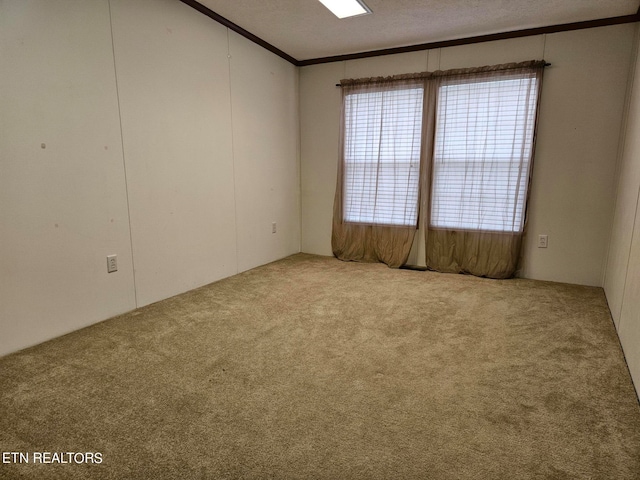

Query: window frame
<box><xmin>341</xmin><ymin>82</ymin><xmax>425</xmax><ymax>228</ymax></box>
<box><xmin>428</xmin><ymin>72</ymin><xmax>540</xmax><ymax>234</ymax></box>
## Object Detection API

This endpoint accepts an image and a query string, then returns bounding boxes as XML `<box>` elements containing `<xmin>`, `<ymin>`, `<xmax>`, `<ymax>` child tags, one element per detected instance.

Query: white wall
<box><xmin>0</xmin><ymin>0</ymin><xmax>300</xmax><ymax>356</ymax></box>
<box><xmin>0</xmin><ymin>0</ymin><xmax>136</xmax><ymax>355</ymax></box>
<box><xmin>524</xmin><ymin>27</ymin><xmax>634</xmax><ymax>285</ymax></box>
<box><xmin>605</xmin><ymin>25</ymin><xmax>640</xmax><ymax>398</ymax></box>
<box><xmin>300</xmin><ymin>25</ymin><xmax>635</xmax><ymax>287</ymax></box>
<box><xmin>228</xmin><ymin>31</ymin><xmax>301</xmax><ymax>274</ymax></box>
<box><xmin>110</xmin><ymin>0</ymin><xmax>237</xmax><ymax>307</ymax></box>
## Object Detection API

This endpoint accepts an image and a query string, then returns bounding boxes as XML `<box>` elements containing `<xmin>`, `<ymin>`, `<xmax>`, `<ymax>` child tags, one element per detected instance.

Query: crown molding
<box><xmin>180</xmin><ymin>1</ymin><xmax>640</xmax><ymax>68</ymax></box>
<box><xmin>179</xmin><ymin>0</ymin><xmax>299</xmax><ymax>65</ymax></box>
<box><xmin>299</xmin><ymin>14</ymin><xmax>640</xmax><ymax>66</ymax></box>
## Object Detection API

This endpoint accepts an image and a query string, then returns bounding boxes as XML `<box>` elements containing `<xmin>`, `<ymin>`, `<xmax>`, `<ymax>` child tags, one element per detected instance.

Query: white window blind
<box><xmin>430</xmin><ymin>73</ymin><xmax>539</xmax><ymax>233</ymax></box>
<box><xmin>343</xmin><ymin>86</ymin><xmax>424</xmax><ymax>226</ymax></box>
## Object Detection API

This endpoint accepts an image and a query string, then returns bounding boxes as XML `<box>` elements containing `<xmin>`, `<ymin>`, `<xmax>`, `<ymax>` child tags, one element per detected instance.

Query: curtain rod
<box><xmin>335</xmin><ymin>61</ymin><xmax>551</xmax><ymax>87</ymax></box>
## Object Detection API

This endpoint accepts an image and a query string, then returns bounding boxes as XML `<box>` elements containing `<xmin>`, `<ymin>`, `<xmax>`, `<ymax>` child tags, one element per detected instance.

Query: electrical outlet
<box><xmin>272</xmin><ymin>222</ymin><xmax>277</xmax><ymax>234</ymax></box>
<box><xmin>538</xmin><ymin>235</ymin><xmax>548</xmax><ymax>248</ymax></box>
<box><xmin>107</xmin><ymin>254</ymin><xmax>118</xmax><ymax>273</ymax></box>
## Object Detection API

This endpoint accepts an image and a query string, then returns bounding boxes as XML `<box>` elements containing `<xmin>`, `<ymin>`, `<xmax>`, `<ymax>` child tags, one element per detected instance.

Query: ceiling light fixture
<box><xmin>318</xmin><ymin>0</ymin><xmax>372</xmax><ymax>19</ymax></box>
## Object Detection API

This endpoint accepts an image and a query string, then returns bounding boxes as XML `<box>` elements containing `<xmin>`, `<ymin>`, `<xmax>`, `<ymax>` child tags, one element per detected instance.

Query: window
<box><xmin>333</xmin><ymin>61</ymin><xmax>544</xmax><ymax>275</ymax></box>
<box><xmin>430</xmin><ymin>72</ymin><xmax>540</xmax><ymax>233</ymax></box>
<box><xmin>343</xmin><ymin>85</ymin><xmax>424</xmax><ymax>226</ymax></box>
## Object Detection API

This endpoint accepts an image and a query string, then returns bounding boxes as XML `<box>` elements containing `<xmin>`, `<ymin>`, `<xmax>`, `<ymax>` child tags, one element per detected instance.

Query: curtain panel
<box><xmin>331</xmin><ymin>78</ymin><xmax>425</xmax><ymax>268</ymax></box>
<box><xmin>332</xmin><ymin>61</ymin><xmax>545</xmax><ymax>278</ymax></box>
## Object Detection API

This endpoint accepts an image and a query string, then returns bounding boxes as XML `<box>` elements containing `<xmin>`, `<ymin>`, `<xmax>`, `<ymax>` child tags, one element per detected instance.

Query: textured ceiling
<box><xmin>196</xmin><ymin>0</ymin><xmax>638</xmax><ymax>61</ymax></box>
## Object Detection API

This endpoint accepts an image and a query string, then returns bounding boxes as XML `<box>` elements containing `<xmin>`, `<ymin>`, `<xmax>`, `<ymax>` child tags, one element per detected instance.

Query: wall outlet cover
<box><xmin>538</xmin><ymin>235</ymin><xmax>548</xmax><ymax>248</ymax></box>
<box><xmin>107</xmin><ymin>254</ymin><xmax>118</xmax><ymax>273</ymax></box>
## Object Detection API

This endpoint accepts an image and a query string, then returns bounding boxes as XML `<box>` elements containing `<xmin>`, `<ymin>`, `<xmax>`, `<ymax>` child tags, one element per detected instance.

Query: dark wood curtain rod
<box><xmin>335</xmin><ymin>61</ymin><xmax>551</xmax><ymax>87</ymax></box>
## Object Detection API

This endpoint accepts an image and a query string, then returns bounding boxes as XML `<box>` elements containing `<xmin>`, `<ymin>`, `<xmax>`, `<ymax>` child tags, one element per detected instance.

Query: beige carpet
<box><xmin>1</xmin><ymin>253</ymin><xmax>639</xmax><ymax>479</ymax></box>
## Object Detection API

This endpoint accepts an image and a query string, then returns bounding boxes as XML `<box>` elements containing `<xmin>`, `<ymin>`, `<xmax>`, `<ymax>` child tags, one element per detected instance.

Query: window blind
<box><xmin>430</xmin><ymin>73</ymin><xmax>539</xmax><ymax>233</ymax></box>
<box><xmin>343</xmin><ymin>86</ymin><xmax>424</xmax><ymax>227</ymax></box>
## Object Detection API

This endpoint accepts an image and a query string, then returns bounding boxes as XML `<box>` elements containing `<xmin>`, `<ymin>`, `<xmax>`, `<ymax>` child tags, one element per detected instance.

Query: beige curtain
<box><xmin>332</xmin><ymin>79</ymin><xmax>424</xmax><ymax>268</ymax></box>
<box><xmin>332</xmin><ymin>61</ymin><xmax>545</xmax><ymax>277</ymax></box>
<box><xmin>425</xmin><ymin>63</ymin><xmax>544</xmax><ymax>278</ymax></box>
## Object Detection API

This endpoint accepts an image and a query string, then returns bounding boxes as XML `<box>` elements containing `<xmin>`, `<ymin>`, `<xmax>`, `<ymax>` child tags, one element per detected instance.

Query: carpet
<box><xmin>1</xmin><ymin>253</ymin><xmax>639</xmax><ymax>479</ymax></box>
